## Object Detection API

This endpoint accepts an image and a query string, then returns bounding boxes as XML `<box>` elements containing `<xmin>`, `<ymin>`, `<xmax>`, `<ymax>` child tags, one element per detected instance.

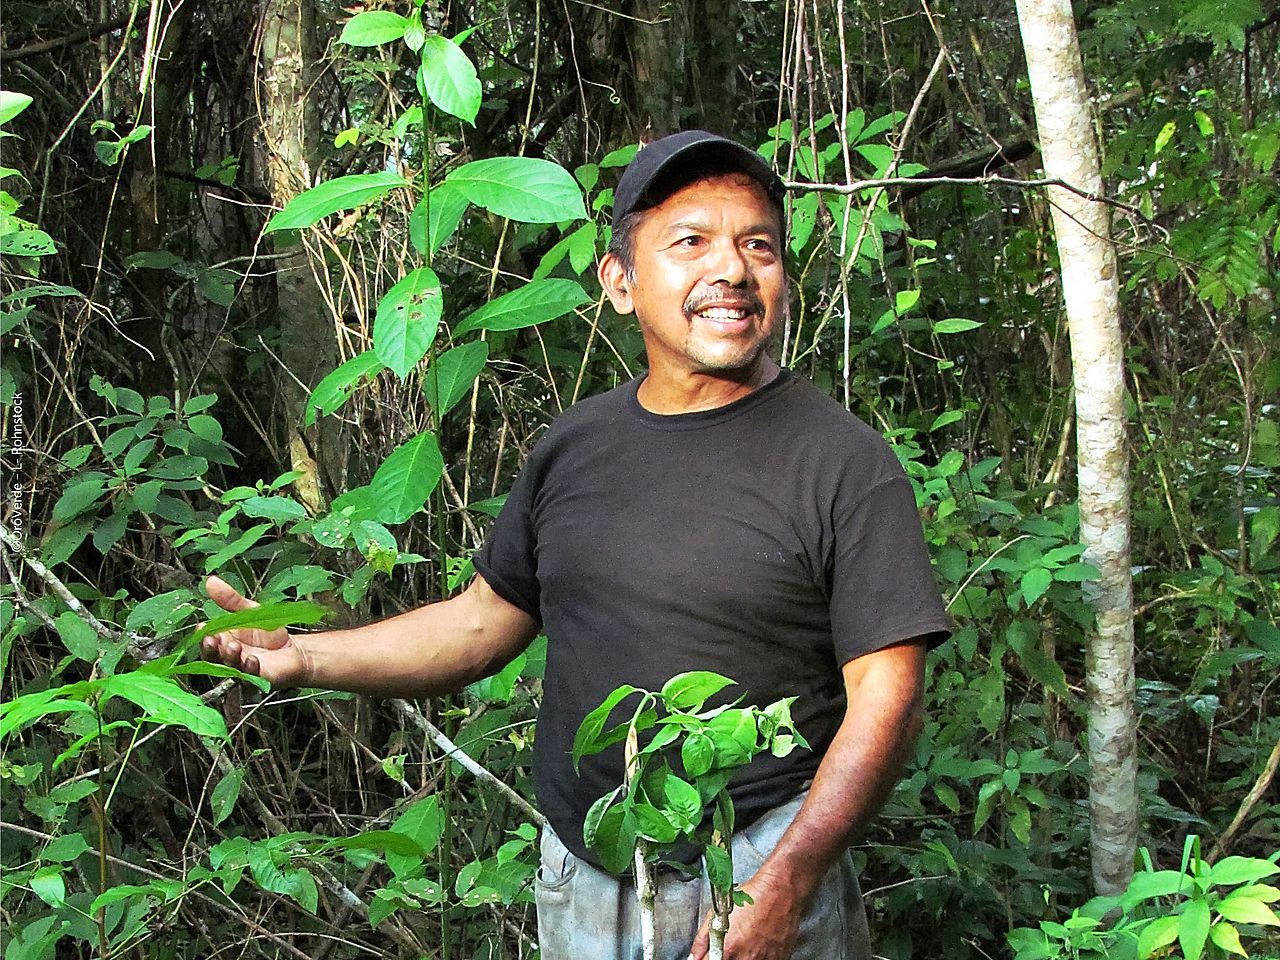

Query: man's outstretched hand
<box><xmin>201</xmin><ymin>575</ymin><xmax>311</xmax><ymax>689</ymax></box>
<box><xmin>688</xmin><ymin>870</ymin><xmax>805</xmax><ymax>960</ymax></box>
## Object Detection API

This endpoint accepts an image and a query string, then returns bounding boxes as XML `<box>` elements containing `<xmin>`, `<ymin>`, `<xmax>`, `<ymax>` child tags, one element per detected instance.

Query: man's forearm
<box><xmin>298</xmin><ymin>579</ymin><xmax>537</xmax><ymax>697</ymax></box>
<box><xmin>753</xmin><ymin>640</ymin><xmax>926</xmax><ymax>903</ymax></box>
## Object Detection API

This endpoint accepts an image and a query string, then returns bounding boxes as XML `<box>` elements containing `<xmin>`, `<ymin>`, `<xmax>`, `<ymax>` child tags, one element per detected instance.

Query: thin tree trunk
<box><xmin>259</xmin><ymin>0</ymin><xmax>333</xmax><ymax>514</ymax></box>
<box><xmin>1014</xmin><ymin>0</ymin><xmax>1137</xmax><ymax>895</ymax></box>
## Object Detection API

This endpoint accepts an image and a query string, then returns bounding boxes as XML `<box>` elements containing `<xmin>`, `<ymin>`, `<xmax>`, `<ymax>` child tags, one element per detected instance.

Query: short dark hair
<box><xmin>607</xmin><ymin>152</ymin><xmax>786</xmax><ymax>279</ymax></box>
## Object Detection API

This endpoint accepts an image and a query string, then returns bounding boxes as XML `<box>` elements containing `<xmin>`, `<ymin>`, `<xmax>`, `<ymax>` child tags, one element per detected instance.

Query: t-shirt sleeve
<box><xmin>472</xmin><ymin>455</ymin><xmax>543</xmax><ymax>623</ymax></box>
<box><xmin>829</xmin><ymin>469</ymin><xmax>951</xmax><ymax>664</ymax></box>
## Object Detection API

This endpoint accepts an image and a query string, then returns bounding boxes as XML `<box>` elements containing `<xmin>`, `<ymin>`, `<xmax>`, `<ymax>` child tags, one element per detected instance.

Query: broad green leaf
<box><xmin>1154</xmin><ymin>121</ymin><xmax>1177</xmax><ymax>154</ymax></box>
<box><xmin>1136</xmin><ymin>915</ymin><xmax>1179</xmax><ymax>958</ymax></box>
<box><xmin>305</xmin><ymin>350</ymin><xmax>385</xmax><ymax>426</ymax></box>
<box><xmin>1020</xmin><ymin>567</ymin><xmax>1053</xmax><ymax>607</ymax></box>
<box><xmin>0</xmin><ymin>687</ymin><xmax>95</xmax><ymax>740</ymax></box>
<box><xmin>572</xmin><ymin>684</ymin><xmax>641</xmax><ymax>771</ymax></box>
<box><xmin>589</xmin><ymin>803</ymin><xmax>637</xmax><ymax>876</ymax></box>
<box><xmin>264</xmin><ymin>173</ymin><xmax>408</xmax><ymax>233</ymax></box>
<box><xmin>192</xmin><ymin>600</ymin><xmax>328</xmax><ymax>643</ymax></box>
<box><xmin>409</xmin><ymin>181</ymin><xmax>469</xmax><ymax>256</ymax></box>
<box><xmin>446</xmin><ymin>157</ymin><xmax>586</xmax><ymax>223</ymax></box>
<box><xmin>855</xmin><ymin>143</ymin><xmax>895</xmax><ymax>171</ymax></box>
<box><xmin>1178</xmin><ymin>897</ymin><xmax>1211</xmax><ymax>960</ymax></box>
<box><xmin>30</xmin><ymin>866</ymin><xmax>66</xmax><ymax>906</ymax></box>
<box><xmin>583</xmin><ymin>788</ymin><xmax>621</xmax><ymax>850</ymax></box>
<box><xmin>707</xmin><ymin>708</ymin><xmax>758</xmax><ymax>769</ymax></box>
<box><xmin>97</xmin><ymin>673</ymin><xmax>227</xmax><ymax>738</ymax></box>
<box><xmin>0</xmin><ymin>92</ymin><xmax>34</xmax><ymax>126</ymax></box>
<box><xmin>682</xmin><ymin>732</ymin><xmax>714</xmax><ymax>778</ymax></box>
<box><xmin>338</xmin><ymin>10</ymin><xmax>409</xmax><ymax>46</ymax></box>
<box><xmin>55</xmin><ymin>611</ymin><xmax>99</xmax><ymax>662</ymax></box>
<box><xmin>417</xmin><ymin>36</ymin><xmax>481</xmax><ymax>124</ymax></box>
<box><xmin>368</xmin><ymin>432</ymin><xmax>445</xmax><ymax>524</ymax></box>
<box><xmin>125</xmin><ymin>588</ymin><xmax>196</xmax><ymax>636</ymax></box>
<box><xmin>1209</xmin><ymin>921</ymin><xmax>1247</xmax><ymax>957</ymax></box>
<box><xmin>240</xmin><ymin>495</ymin><xmax>306</xmax><ymax>524</ymax></box>
<box><xmin>165</xmin><ymin>661</ymin><xmax>270</xmax><ymax>693</ymax></box>
<box><xmin>660</xmin><ymin>671</ymin><xmax>735</xmax><ymax>712</ymax></box>
<box><xmin>210</xmin><ymin>766</ymin><xmax>244</xmax><ymax>825</ymax></box>
<box><xmin>632</xmin><ymin>802</ymin><xmax>679</xmax><ymax>843</ymax></box>
<box><xmin>1209</xmin><ymin>856</ymin><xmax>1280</xmax><ymax>887</ymax></box>
<box><xmin>388</xmin><ymin>796</ymin><xmax>443</xmax><ymax>878</ymax></box>
<box><xmin>320</xmin><ymin>830</ymin><xmax>425</xmax><ymax>857</ymax></box>
<box><xmin>662</xmin><ymin>774</ymin><xmax>702</xmax><ymax>831</ymax></box>
<box><xmin>42</xmin><ymin>833</ymin><xmax>91</xmax><ymax>864</ymax></box>
<box><xmin>933</xmin><ymin>317</ymin><xmax>983</xmax><ymax>335</ymax></box>
<box><xmin>1217</xmin><ymin>891</ymin><xmax>1280</xmax><ymax>925</ymax></box>
<box><xmin>704</xmin><ymin>843</ymin><xmax>733</xmax><ymax>891</ymax></box>
<box><xmin>422</xmin><ymin>341</ymin><xmax>489</xmax><ymax>417</ymax></box>
<box><xmin>930</xmin><ymin>410</ymin><xmax>965</xmax><ymax>431</ymax></box>
<box><xmin>454</xmin><ymin>278</ymin><xmax>590</xmax><ymax>336</ymax></box>
<box><xmin>202</xmin><ymin>522</ymin><xmax>273</xmax><ymax>572</ymax></box>
<box><xmin>374</xmin><ymin>267</ymin><xmax>443</xmax><ymax>377</ymax></box>
<box><xmin>51</xmin><ymin>476</ymin><xmax>106</xmax><ymax>523</ymax></box>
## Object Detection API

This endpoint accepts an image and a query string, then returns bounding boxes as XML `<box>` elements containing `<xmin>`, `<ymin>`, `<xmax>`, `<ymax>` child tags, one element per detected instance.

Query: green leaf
<box><xmin>0</xmin><ymin>92</ymin><xmax>34</xmax><ymax>126</ymax></box>
<box><xmin>422</xmin><ymin>341</ymin><xmax>488</xmax><ymax>417</ymax></box>
<box><xmin>30</xmin><ymin>866</ymin><xmax>66</xmax><ymax>906</ymax></box>
<box><xmin>165</xmin><ymin>661</ymin><xmax>270</xmax><ymax>693</ymax></box>
<box><xmin>660</xmin><ymin>671</ymin><xmax>735</xmax><ymax>712</ymax></box>
<box><xmin>240</xmin><ymin>495</ymin><xmax>307</xmax><ymax>524</ymax></box>
<box><xmin>1020</xmin><ymin>567</ymin><xmax>1053</xmax><ymax>607</ymax></box>
<box><xmin>589</xmin><ymin>803</ymin><xmax>637</xmax><ymax>876</ymax></box>
<box><xmin>42</xmin><ymin>833</ymin><xmax>91</xmax><ymax>863</ymax></box>
<box><xmin>704</xmin><ymin>843</ymin><xmax>733</xmax><ymax>891</ymax></box>
<box><xmin>125</xmin><ymin>588</ymin><xmax>196</xmax><ymax>636</ymax></box>
<box><xmin>417</xmin><ymin>36</ymin><xmax>481</xmax><ymax>124</ymax></box>
<box><xmin>707</xmin><ymin>708</ymin><xmax>758</xmax><ymax>768</ymax></box>
<box><xmin>202</xmin><ymin>522</ymin><xmax>273</xmax><ymax>572</ymax></box>
<box><xmin>210</xmin><ymin>766</ymin><xmax>244</xmax><ymax>826</ymax></box>
<box><xmin>368</xmin><ymin>432</ymin><xmax>445</xmax><ymax>524</ymax></box>
<box><xmin>1137</xmin><ymin>915</ymin><xmax>1179</xmax><ymax>958</ymax></box>
<box><xmin>264</xmin><ymin>172</ymin><xmax>409</xmax><ymax>233</ymax></box>
<box><xmin>572</xmin><ymin>684</ymin><xmax>641</xmax><ymax>771</ymax></box>
<box><xmin>583</xmin><ymin>788</ymin><xmax>622</xmax><ymax>850</ymax></box>
<box><xmin>97</xmin><ymin>673</ymin><xmax>227</xmax><ymax>738</ymax></box>
<box><xmin>320</xmin><ymin>830</ymin><xmax>426</xmax><ymax>858</ymax></box>
<box><xmin>409</xmin><ymin>181</ymin><xmax>469</xmax><ymax>256</ymax></box>
<box><xmin>305</xmin><ymin>350</ymin><xmax>385</xmax><ymax>426</ymax></box>
<box><xmin>52</xmin><ymin>476</ymin><xmax>106</xmax><ymax>523</ymax></box>
<box><xmin>1209</xmin><ymin>921</ymin><xmax>1248</xmax><ymax>957</ymax></box>
<box><xmin>662</xmin><ymin>774</ymin><xmax>702</xmax><ymax>831</ymax></box>
<box><xmin>388</xmin><ymin>796</ymin><xmax>443</xmax><ymax>879</ymax></box>
<box><xmin>191</xmin><ymin>600</ymin><xmax>328</xmax><ymax>643</ymax></box>
<box><xmin>374</xmin><ymin>267</ymin><xmax>444</xmax><ymax>378</ymax></box>
<box><xmin>974</xmin><ymin>778</ymin><xmax>1002</xmax><ymax>832</ymax></box>
<box><xmin>1217</xmin><ymin>891</ymin><xmax>1280</xmax><ymax>926</ymax></box>
<box><xmin>682</xmin><ymin>732</ymin><xmax>714</xmax><ymax>778</ymax></box>
<box><xmin>632</xmin><ymin>801</ymin><xmax>679</xmax><ymax>842</ymax></box>
<box><xmin>1209</xmin><ymin>856</ymin><xmax>1280</xmax><ymax>887</ymax></box>
<box><xmin>933</xmin><ymin>317</ymin><xmax>983</xmax><ymax>335</ymax></box>
<box><xmin>454</xmin><ymin>278</ymin><xmax>590</xmax><ymax>336</ymax></box>
<box><xmin>338</xmin><ymin>10</ymin><xmax>409</xmax><ymax>46</ymax></box>
<box><xmin>1179</xmin><ymin>897</ymin><xmax>1211</xmax><ymax>960</ymax></box>
<box><xmin>55</xmin><ymin>611</ymin><xmax>99</xmax><ymax>662</ymax></box>
<box><xmin>855</xmin><ymin>143</ymin><xmax>895</xmax><ymax>171</ymax></box>
<box><xmin>446</xmin><ymin>157</ymin><xmax>587</xmax><ymax>223</ymax></box>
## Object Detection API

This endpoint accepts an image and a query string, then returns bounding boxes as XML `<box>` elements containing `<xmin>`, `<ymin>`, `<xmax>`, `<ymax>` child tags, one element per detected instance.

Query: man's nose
<box><xmin>707</xmin><ymin>239</ymin><xmax>749</xmax><ymax>286</ymax></box>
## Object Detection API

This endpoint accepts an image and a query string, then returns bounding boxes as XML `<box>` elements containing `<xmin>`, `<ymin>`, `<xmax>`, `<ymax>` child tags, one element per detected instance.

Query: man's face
<box><xmin>600</xmin><ymin>173</ymin><xmax>786</xmax><ymax>377</ymax></box>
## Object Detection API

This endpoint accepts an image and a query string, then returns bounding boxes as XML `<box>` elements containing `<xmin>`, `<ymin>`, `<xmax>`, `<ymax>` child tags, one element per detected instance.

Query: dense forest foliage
<box><xmin>1</xmin><ymin>0</ymin><xmax>1277</xmax><ymax>957</ymax></box>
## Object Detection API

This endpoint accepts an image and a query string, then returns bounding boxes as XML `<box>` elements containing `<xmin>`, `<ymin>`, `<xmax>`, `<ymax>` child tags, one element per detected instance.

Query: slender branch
<box><xmin>390</xmin><ymin>699</ymin><xmax>546</xmax><ymax>827</ymax></box>
<box><xmin>1207</xmin><ymin>732</ymin><xmax>1280</xmax><ymax>861</ymax></box>
<box><xmin>2</xmin><ymin>14</ymin><xmax>133</xmax><ymax>61</ymax></box>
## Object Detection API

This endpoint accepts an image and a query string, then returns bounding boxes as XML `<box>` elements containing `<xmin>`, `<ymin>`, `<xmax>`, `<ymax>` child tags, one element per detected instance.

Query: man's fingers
<box><xmin>688</xmin><ymin>912</ymin><xmax>711</xmax><ymax>960</ymax></box>
<box><xmin>205</xmin><ymin>574</ymin><xmax>260</xmax><ymax>614</ymax></box>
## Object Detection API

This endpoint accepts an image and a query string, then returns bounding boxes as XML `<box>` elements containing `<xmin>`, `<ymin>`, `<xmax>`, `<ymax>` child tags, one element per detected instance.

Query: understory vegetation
<box><xmin>1</xmin><ymin>0</ymin><xmax>1277</xmax><ymax>957</ymax></box>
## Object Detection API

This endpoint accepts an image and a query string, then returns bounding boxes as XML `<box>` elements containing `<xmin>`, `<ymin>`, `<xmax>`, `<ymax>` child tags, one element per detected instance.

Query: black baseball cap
<box><xmin>612</xmin><ymin>130</ymin><xmax>786</xmax><ymax>229</ymax></box>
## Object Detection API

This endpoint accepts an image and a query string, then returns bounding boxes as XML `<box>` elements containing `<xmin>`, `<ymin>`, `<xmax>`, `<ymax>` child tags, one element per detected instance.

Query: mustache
<box><xmin>683</xmin><ymin>291</ymin><xmax>764</xmax><ymax>315</ymax></box>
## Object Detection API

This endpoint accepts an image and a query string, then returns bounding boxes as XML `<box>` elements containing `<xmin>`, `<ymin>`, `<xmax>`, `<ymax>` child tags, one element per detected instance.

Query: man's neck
<box><xmin>636</xmin><ymin>355</ymin><xmax>781</xmax><ymax>415</ymax></box>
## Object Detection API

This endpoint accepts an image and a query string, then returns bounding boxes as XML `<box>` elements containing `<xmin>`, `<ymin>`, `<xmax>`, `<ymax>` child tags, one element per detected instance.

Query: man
<box><xmin>202</xmin><ymin>131</ymin><xmax>951</xmax><ymax>960</ymax></box>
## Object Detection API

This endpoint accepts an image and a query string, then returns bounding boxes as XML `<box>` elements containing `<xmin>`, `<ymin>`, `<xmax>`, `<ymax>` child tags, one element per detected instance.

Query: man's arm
<box><xmin>690</xmin><ymin>637</ymin><xmax>926</xmax><ymax>960</ymax></box>
<box><xmin>200</xmin><ymin>573</ymin><xmax>539</xmax><ymax>697</ymax></box>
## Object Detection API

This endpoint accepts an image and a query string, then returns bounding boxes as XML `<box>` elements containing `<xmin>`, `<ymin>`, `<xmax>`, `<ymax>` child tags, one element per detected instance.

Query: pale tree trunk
<box><xmin>259</xmin><ymin>0</ymin><xmax>333</xmax><ymax>515</ymax></box>
<box><xmin>1014</xmin><ymin>0</ymin><xmax>1137</xmax><ymax>895</ymax></box>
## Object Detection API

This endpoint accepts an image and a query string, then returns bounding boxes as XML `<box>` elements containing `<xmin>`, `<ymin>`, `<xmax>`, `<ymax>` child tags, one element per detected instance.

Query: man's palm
<box><xmin>202</xmin><ymin>575</ymin><xmax>309</xmax><ymax>688</ymax></box>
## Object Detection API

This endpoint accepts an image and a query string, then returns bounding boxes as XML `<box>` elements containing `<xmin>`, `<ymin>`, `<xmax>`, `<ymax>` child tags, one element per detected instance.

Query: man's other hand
<box><xmin>688</xmin><ymin>870</ymin><xmax>804</xmax><ymax>960</ymax></box>
<box><xmin>200</xmin><ymin>575</ymin><xmax>310</xmax><ymax>689</ymax></box>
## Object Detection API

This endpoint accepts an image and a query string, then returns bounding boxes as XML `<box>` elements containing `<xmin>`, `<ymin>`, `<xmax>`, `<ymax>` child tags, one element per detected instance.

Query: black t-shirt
<box><xmin>474</xmin><ymin>368</ymin><xmax>951</xmax><ymax>865</ymax></box>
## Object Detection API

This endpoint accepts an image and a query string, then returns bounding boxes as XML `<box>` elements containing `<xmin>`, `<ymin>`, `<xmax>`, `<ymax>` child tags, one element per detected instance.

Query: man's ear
<box><xmin>597</xmin><ymin>253</ymin><xmax>635</xmax><ymax>316</ymax></box>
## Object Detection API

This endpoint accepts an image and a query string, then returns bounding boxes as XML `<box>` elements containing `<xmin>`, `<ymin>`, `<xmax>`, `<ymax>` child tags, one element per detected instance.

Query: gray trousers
<box><xmin>534</xmin><ymin>791</ymin><xmax>873</xmax><ymax>960</ymax></box>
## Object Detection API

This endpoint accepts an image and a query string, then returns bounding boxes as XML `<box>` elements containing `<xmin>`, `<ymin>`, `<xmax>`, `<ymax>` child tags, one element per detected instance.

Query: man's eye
<box><xmin>677</xmin><ymin>235</ymin><xmax>703</xmax><ymax>247</ymax></box>
<box><xmin>746</xmin><ymin>239</ymin><xmax>776</xmax><ymax>253</ymax></box>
